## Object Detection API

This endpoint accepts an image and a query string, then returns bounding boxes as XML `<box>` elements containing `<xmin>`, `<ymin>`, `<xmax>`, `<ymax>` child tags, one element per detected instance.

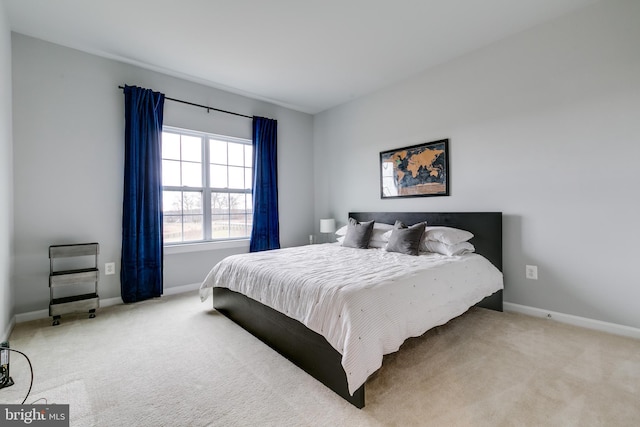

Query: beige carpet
<box><xmin>3</xmin><ymin>291</ymin><xmax>639</xmax><ymax>426</ymax></box>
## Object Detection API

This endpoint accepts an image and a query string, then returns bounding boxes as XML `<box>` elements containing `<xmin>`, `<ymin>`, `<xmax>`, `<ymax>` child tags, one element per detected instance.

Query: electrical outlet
<box><xmin>105</xmin><ymin>262</ymin><xmax>116</xmax><ymax>275</ymax></box>
<box><xmin>525</xmin><ymin>264</ymin><xmax>538</xmax><ymax>280</ymax></box>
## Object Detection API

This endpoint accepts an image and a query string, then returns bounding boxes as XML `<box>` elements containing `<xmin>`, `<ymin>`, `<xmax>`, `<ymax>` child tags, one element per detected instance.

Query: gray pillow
<box><xmin>342</xmin><ymin>218</ymin><xmax>375</xmax><ymax>249</ymax></box>
<box><xmin>385</xmin><ymin>221</ymin><xmax>427</xmax><ymax>256</ymax></box>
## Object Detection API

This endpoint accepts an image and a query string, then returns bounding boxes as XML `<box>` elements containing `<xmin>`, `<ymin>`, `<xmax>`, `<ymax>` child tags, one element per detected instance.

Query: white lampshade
<box><xmin>320</xmin><ymin>218</ymin><xmax>336</xmax><ymax>233</ymax></box>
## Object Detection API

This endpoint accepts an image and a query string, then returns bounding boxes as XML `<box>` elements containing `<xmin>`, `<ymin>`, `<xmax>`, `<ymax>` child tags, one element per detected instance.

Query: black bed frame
<box><xmin>212</xmin><ymin>212</ymin><xmax>503</xmax><ymax>408</ymax></box>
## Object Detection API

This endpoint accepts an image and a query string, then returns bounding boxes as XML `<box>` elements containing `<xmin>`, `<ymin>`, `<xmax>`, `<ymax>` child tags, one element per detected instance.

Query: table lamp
<box><xmin>320</xmin><ymin>218</ymin><xmax>336</xmax><ymax>243</ymax></box>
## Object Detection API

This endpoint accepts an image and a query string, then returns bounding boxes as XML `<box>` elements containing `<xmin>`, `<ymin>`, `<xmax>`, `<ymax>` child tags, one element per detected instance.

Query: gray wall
<box><xmin>0</xmin><ymin>0</ymin><xmax>14</xmax><ymax>340</ymax></box>
<box><xmin>11</xmin><ymin>34</ymin><xmax>314</xmax><ymax>314</ymax></box>
<box><xmin>10</xmin><ymin>0</ymin><xmax>640</xmax><ymax>333</ymax></box>
<box><xmin>314</xmin><ymin>0</ymin><xmax>640</xmax><ymax>328</ymax></box>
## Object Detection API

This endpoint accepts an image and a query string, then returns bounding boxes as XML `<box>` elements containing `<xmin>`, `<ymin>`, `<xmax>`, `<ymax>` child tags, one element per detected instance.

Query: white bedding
<box><xmin>200</xmin><ymin>243</ymin><xmax>503</xmax><ymax>395</ymax></box>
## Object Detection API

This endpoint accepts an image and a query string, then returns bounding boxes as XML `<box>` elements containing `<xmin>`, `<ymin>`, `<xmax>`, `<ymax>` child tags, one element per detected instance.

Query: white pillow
<box><xmin>368</xmin><ymin>239</ymin><xmax>387</xmax><ymax>249</ymax></box>
<box><xmin>422</xmin><ymin>240</ymin><xmax>475</xmax><ymax>256</ymax></box>
<box><xmin>336</xmin><ymin>225</ymin><xmax>348</xmax><ymax>236</ymax></box>
<box><xmin>374</xmin><ymin>222</ymin><xmax>395</xmax><ymax>231</ymax></box>
<box><xmin>337</xmin><ymin>234</ymin><xmax>388</xmax><ymax>248</ymax></box>
<box><xmin>423</xmin><ymin>226</ymin><xmax>473</xmax><ymax>245</ymax></box>
<box><xmin>336</xmin><ymin>222</ymin><xmax>393</xmax><ymax>241</ymax></box>
<box><xmin>337</xmin><ymin>232</ymin><xmax>387</xmax><ymax>249</ymax></box>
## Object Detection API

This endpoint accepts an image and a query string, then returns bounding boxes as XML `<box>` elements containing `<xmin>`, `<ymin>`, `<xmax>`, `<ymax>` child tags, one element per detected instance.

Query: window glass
<box><xmin>182</xmin><ymin>161</ymin><xmax>202</xmax><ymax>187</ymax></box>
<box><xmin>181</xmin><ymin>135</ymin><xmax>201</xmax><ymax>162</ymax></box>
<box><xmin>182</xmin><ymin>215</ymin><xmax>203</xmax><ymax>241</ymax></box>
<box><xmin>162</xmin><ymin>133</ymin><xmax>181</xmax><ymax>160</ymax></box>
<box><xmin>228</xmin><ymin>166</ymin><xmax>245</xmax><ymax>189</ymax></box>
<box><xmin>162</xmin><ymin>160</ymin><xmax>181</xmax><ymax>187</ymax></box>
<box><xmin>244</xmin><ymin>145</ymin><xmax>253</xmax><ymax>166</ymax></box>
<box><xmin>244</xmin><ymin>168</ymin><xmax>252</xmax><ymax>190</ymax></box>
<box><xmin>228</xmin><ymin>142</ymin><xmax>245</xmax><ymax>166</ymax></box>
<box><xmin>209</xmin><ymin>140</ymin><xmax>227</xmax><ymax>164</ymax></box>
<box><xmin>162</xmin><ymin>128</ymin><xmax>252</xmax><ymax>244</ymax></box>
<box><xmin>210</xmin><ymin>165</ymin><xmax>227</xmax><ymax>188</ymax></box>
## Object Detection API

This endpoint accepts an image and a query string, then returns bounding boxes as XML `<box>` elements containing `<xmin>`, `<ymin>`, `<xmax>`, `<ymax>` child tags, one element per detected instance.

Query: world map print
<box><xmin>380</xmin><ymin>140</ymin><xmax>449</xmax><ymax>197</ymax></box>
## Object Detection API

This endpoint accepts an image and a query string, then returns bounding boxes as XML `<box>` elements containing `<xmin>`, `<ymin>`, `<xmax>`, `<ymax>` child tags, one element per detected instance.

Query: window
<box><xmin>161</xmin><ymin>127</ymin><xmax>253</xmax><ymax>244</ymax></box>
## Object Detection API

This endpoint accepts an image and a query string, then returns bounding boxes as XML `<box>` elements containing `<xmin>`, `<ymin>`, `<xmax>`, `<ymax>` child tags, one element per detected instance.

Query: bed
<box><xmin>200</xmin><ymin>212</ymin><xmax>503</xmax><ymax>408</ymax></box>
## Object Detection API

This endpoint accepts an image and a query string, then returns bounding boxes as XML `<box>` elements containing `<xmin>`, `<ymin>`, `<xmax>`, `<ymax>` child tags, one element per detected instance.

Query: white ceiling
<box><xmin>5</xmin><ymin>0</ymin><xmax>597</xmax><ymax>114</ymax></box>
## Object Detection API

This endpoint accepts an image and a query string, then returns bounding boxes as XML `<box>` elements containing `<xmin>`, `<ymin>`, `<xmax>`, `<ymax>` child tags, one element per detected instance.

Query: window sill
<box><xmin>164</xmin><ymin>239</ymin><xmax>250</xmax><ymax>255</ymax></box>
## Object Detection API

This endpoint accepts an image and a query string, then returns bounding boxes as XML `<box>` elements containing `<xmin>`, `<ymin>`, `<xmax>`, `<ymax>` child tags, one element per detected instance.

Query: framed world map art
<box><xmin>380</xmin><ymin>139</ymin><xmax>449</xmax><ymax>198</ymax></box>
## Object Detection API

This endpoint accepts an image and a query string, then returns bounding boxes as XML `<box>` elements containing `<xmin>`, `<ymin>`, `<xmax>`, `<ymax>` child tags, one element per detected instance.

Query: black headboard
<box><xmin>349</xmin><ymin>212</ymin><xmax>502</xmax><ymax>271</ymax></box>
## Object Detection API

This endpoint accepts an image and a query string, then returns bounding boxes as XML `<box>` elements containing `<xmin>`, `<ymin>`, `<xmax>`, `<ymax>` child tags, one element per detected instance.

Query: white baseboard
<box><xmin>101</xmin><ymin>296</ymin><xmax>124</xmax><ymax>307</ymax></box>
<box><xmin>2</xmin><ymin>316</ymin><xmax>15</xmax><ymax>342</ymax></box>
<box><xmin>163</xmin><ymin>282</ymin><xmax>200</xmax><ymax>295</ymax></box>
<box><xmin>504</xmin><ymin>302</ymin><xmax>640</xmax><ymax>340</ymax></box>
<box><xmin>15</xmin><ymin>309</ymin><xmax>48</xmax><ymax>324</ymax></box>
<box><xmin>14</xmin><ymin>283</ymin><xmax>201</xmax><ymax>324</ymax></box>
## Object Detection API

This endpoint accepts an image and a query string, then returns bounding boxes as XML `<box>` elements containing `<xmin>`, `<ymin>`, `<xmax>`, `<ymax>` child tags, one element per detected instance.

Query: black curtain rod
<box><xmin>118</xmin><ymin>85</ymin><xmax>253</xmax><ymax>119</ymax></box>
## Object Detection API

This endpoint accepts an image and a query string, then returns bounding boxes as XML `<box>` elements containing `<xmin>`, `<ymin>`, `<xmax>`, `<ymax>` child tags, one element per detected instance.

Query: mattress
<box><xmin>200</xmin><ymin>243</ymin><xmax>504</xmax><ymax>395</ymax></box>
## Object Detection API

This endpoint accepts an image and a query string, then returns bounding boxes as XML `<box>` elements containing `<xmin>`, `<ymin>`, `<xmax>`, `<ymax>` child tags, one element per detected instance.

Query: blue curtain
<box><xmin>250</xmin><ymin>116</ymin><xmax>280</xmax><ymax>252</ymax></box>
<box><xmin>121</xmin><ymin>85</ymin><xmax>165</xmax><ymax>303</ymax></box>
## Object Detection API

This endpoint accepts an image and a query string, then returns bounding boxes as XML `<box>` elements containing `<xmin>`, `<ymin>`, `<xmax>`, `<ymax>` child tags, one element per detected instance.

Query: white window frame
<box><xmin>162</xmin><ymin>126</ymin><xmax>253</xmax><ymax>247</ymax></box>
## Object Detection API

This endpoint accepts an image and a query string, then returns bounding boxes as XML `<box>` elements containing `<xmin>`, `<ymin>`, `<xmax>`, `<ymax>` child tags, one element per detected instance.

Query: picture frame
<box><xmin>380</xmin><ymin>139</ymin><xmax>449</xmax><ymax>198</ymax></box>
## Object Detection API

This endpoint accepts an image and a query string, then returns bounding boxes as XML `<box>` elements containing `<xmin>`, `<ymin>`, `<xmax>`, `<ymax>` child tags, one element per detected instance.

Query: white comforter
<box><xmin>200</xmin><ymin>243</ymin><xmax>503</xmax><ymax>395</ymax></box>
